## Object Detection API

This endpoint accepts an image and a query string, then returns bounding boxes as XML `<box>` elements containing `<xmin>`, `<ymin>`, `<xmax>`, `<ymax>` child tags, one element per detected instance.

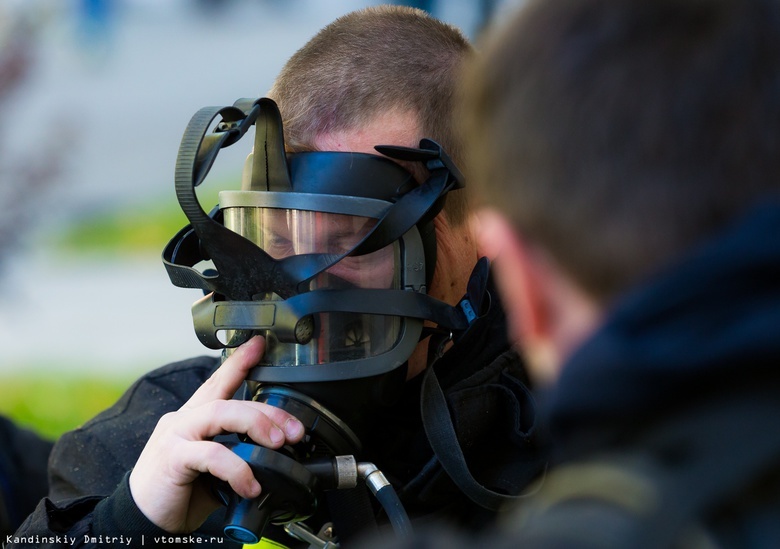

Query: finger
<box><xmin>250</xmin><ymin>401</ymin><xmax>305</xmax><ymax>442</ymax></box>
<box><xmin>175</xmin><ymin>400</ymin><xmax>304</xmax><ymax>448</ymax></box>
<box><xmin>180</xmin><ymin>440</ymin><xmax>262</xmax><ymax>500</ymax></box>
<box><xmin>185</xmin><ymin>336</ymin><xmax>265</xmax><ymax>408</ymax></box>
<box><xmin>128</xmin><ymin>438</ymin><xmax>261</xmax><ymax>532</ymax></box>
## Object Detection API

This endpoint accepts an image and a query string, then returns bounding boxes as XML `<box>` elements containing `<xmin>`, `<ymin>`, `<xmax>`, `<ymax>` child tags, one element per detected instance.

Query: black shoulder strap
<box><xmin>420</xmin><ymin>258</ymin><xmax>538</xmax><ymax>511</ymax></box>
<box><xmin>420</xmin><ymin>362</ymin><xmax>539</xmax><ymax>511</ymax></box>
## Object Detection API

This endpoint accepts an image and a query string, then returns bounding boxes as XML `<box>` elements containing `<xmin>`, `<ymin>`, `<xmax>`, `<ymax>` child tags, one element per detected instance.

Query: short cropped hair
<box><xmin>463</xmin><ymin>0</ymin><xmax>780</xmax><ymax>302</ymax></box>
<box><xmin>269</xmin><ymin>5</ymin><xmax>473</xmax><ymax>225</ymax></box>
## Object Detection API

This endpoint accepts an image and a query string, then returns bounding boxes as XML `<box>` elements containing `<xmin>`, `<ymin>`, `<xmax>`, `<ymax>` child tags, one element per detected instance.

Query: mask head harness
<box><xmin>163</xmin><ymin>97</ymin><xmax>479</xmax><ymax>544</ymax></box>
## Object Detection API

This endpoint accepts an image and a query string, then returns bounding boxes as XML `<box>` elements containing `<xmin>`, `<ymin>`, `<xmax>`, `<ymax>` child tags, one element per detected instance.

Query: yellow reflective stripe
<box><xmin>243</xmin><ymin>537</ymin><xmax>290</xmax><ymax>549</ymax></box>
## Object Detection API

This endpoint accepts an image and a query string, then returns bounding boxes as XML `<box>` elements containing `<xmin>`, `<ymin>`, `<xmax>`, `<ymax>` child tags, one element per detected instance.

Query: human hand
<box><xmin>128</xmin><ymin>336</ymin><xmax>305</xmax><ymax>533</ymax></box>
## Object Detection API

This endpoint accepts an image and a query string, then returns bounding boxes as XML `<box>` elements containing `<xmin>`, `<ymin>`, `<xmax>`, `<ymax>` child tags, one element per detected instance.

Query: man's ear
<box><xmin>475</xmin><ymin>209</ymin><xmax>561</xmax><ymax>384</ymax></box>
<box><xmin>476</xmin><ymin>209</ymin><xmax>604</xmax><ymax>384</ymax></box>
<box><xmin>474</xmin><ymin>210</ymin><xmax>549</xmax><ymax>342</ymax></box>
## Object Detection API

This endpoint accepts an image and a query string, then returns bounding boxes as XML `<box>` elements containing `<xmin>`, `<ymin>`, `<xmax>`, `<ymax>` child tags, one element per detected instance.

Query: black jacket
<box><xmin>10</xmin><ymin>277</ymin><xmax>545</xmax><ymax>548</ymax></box>
<box><xmin>522</xmin><ymin>200</ymin><xmax>780</xmax><ymax>549</ymax></box>
<box><xmin>0</xmin><ymin>416</ymin><xmax>53</xmax><ymax>538</ymax></box>
<box><xmin>381</xmin><ymin>200</ymin><xmax>780</xmax><ymax>549</ymax></box>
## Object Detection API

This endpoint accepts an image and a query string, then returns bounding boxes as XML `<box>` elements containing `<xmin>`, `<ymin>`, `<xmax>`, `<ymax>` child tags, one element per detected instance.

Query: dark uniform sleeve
<box><xmin>9</xmin><ymin>474</ymin><xmax>170</xmax><ymax>548</ymax></box>
<box><xmin>50</xmin><ymin>356</ymin><xmax>219</xmax><ymax>500</ymax></box>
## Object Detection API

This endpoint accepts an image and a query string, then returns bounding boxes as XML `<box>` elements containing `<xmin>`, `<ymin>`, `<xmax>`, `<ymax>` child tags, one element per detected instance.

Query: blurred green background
<box><xmin>0</xmin><ymin>196</ymin><xmax>189</xmax><ymax>440</ymax></box>
<box><xmin>0</xmin><ymin>184</ymin><xmax>226</xmax><ymax>440</ymax></box>
<box><xmin>0</xmin><ymin>376</ymin><xmax>132</xmax><ymax>440</ymax></box>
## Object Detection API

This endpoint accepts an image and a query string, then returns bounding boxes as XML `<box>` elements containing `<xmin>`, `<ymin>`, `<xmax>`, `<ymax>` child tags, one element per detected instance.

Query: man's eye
<box><xmin>264</xmin><ymin>235</ymin><xmax>293</xmax><ymax>256</ymax></box>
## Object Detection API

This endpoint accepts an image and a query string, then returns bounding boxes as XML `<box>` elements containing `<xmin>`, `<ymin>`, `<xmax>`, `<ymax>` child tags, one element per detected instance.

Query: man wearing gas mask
<box><xmin>12</xmin><ymin>6</ymin><xmax>545</xmax><ymax>548</ymax></box>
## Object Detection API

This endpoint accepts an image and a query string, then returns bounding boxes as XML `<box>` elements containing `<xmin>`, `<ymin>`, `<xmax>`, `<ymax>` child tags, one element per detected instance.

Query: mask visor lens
<box><xmin>223</xmin><ymin>206</ymin><xmax>402</xmax><ymax>366</ymax></box>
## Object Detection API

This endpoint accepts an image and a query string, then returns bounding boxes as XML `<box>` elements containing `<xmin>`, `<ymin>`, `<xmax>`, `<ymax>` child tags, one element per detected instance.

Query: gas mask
<box><xmin>163</xmin><ymin>98</ymin><xmax>477</xmax><ymax>545</ymax></box>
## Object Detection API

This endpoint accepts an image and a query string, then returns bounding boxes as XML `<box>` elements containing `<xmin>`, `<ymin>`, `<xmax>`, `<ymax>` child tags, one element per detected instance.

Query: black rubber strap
<box><xmin>191</xmin><ymin>287</ymin><xmax>473</xmax><ymax>349</ymax></box>
<box><xmin>350</xmin><ymin>141</ymin><xmax>462</xmax><ymax>258</ymax></box>
<box><xmin>421</xmin><ymin>361</ymin><xmax>533</xmax><ymax>511</ymax></box>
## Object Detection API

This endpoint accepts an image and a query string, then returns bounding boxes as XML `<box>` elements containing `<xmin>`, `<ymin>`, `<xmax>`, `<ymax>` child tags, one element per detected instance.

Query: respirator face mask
<box><xmin>163</xmin><ymin>97</ymin><xmax>476</xmax><ymax>544</ymax></box>
<box><xmin>218</xmin><ymin>148</ymin><xmax>418</xmax><ymax>378</ymax></box>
